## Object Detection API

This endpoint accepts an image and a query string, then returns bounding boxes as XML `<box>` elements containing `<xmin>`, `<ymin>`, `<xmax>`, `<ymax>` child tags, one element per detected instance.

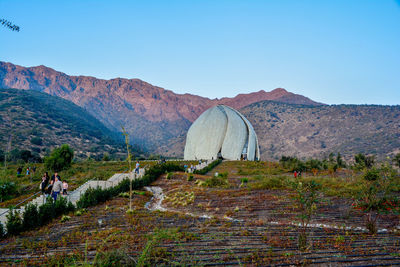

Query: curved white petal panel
<box><xmin>220</xmin><ymin>106</ymin><xmax>248</xmax><ymax>160</ymax></box>
<box><xmin>184</xmin><ymin>106</ymin><xmax>227</xmax><ymax>160</ymax></box>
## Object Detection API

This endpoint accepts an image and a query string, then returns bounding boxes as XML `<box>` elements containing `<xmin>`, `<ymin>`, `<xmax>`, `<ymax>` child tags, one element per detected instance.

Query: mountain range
<box><xmin>1</xmin><ymin>61</ymin><xmax>399</xmax><ymax>160</ymax></box>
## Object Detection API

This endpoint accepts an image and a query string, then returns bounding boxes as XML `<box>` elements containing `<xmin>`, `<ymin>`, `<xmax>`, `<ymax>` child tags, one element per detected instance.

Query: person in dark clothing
<box><xmin>40</xmin><ymin>172</ymin><xmax>50</xmax><ymax>195</ymax></box>
<box><xmin>46</xmin><ymin>180</ymin><xmax>53</xmax><ymax>196</ymax></box>
<box><xmin>51</xmin><ymin>172</ymin><xmax>60</xmax><ymax>182</ymax></box>
<box><xmin>17</xmin><ymin>167</ymin><xmax>22</xmax><ymax>175</ymax></box>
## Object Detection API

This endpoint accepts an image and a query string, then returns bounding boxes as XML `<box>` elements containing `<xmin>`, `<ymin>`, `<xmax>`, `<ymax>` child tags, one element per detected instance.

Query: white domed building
<box><xmin>184</xmin><ymin>105</ymin><xmax>260</xmax><ymax>161</ymax></box>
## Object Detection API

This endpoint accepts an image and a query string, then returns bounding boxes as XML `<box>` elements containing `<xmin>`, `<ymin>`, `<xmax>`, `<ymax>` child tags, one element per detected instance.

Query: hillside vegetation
<box><xmin>0</xmin><ymin>88</ymin><xmax>129</xmax><ymax>160</ymax></box>
<box><xmin>241</xmin><ymin>101</ymin><xmax>400</xmax><ymax>160</ymax></box>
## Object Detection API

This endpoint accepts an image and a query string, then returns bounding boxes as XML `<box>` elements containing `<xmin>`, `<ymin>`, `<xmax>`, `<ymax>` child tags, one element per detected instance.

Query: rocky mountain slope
<box><xmin>240</xmin><ymin>101</ymin><xmax>400</xmax><ymax>160</ymax></box>
<box><xmin>0</xmin><ymin>61</ymin><xmax>321</xmax><ymax>150</ymax></box>
<box><xmin>2</xmin><ymin>61</ymin><xmax>398</xmax><ymax>161</ymax></box>
<box><xmin>0</xmin><ymin>88</ymin><xmax>131</xmax><ymax>160</ymax></box>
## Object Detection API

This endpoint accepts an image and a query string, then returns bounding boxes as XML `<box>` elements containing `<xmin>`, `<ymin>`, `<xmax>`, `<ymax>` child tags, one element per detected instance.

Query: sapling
<box><xmin>353</xmin><ymin>166</ymin><xmax>399</xmax><ymax>234</ymax></box>
<box><xmin>290</xmin><ymin>178</ymin><xmax>320</xmax><ymax>250</ymax></box>
<box><xmin>121</xmin><ymin>126</ymin><xmax>134</xmax><ymax>213</ymax></box>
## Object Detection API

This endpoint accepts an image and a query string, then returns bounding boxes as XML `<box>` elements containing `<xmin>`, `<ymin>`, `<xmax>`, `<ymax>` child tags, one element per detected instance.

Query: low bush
<box><xmin>0</xmin><ymin>181</ymin><xmax>18</xmax><ymax>202</ymax></box>
<box><xmin>22</xmin><ymin>203</ymin><xmax>39</xmax><ymax>230</ymax></box>
<box><xmin>6</xmin><ymin>209</ymin><xmax>23</xmax><ymax>236</ymax></box>
<box><xmin>166</xmin><ymin>172</ymin><xmax>173</xmax><ymax>180</ymax></box>
<box><xmin>2</xmin><ymin>196</ymin><xmax>76</xmax><ymax>238</ymax></box>
<box><xmin>249</xmin><ymin>175</ymin><xmax>288</xmax><ymax>190</ymax></box>
<box><xmin>0</xmin><ymin>221</ymin><xmax>5</xmax><ymax>238</ymax></box>
<box><xmin>204</xmin><ymin>172</ymin><xmax>229</xmax><ymax>187</ymax></box>
<box><xmin>38</xmin><ymin>199</ymin><xmax>56</xmax><ymax>225</ymax></box>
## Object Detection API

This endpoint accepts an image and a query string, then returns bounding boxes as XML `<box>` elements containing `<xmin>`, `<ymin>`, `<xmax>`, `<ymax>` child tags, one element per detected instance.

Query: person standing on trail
<box><xmin>135</xmin><ymin>161</ymin><xmax>140</xmax><ymax>174</ymax></box>
<box><xmin>294</xmin><ymin>171</ymin><xmax>297</xmax><ymax>178</ymax></box>
<box><xmin>51</xmin><ymin>176</ymin><xmax>63</xmax><ymax>201</ymax></box>
<box><xmin>40</xmin><ymin>172</ymin><xmax>50</xmax><ymax>195</ymax></box>
<box><xmin>17</xmin><ymin>166</ymin><xmax>22</xmax><ymax>175</ymax></box>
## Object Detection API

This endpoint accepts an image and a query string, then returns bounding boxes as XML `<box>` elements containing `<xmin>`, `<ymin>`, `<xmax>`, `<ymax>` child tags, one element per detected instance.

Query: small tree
<box><xmin>44</xmin><ymin>144</ymin><xmax>74</xmax><ymax>172</ymax></box>
<box><xmin>353</xmin><ymin>167</ymin><xmax>398</xmax><ymax>234</ymax></box>
<box><xmin>121</xmin><ymin>126</ymin><xmax>134</xmax><ymax>213</ymax></box>
<box><xmin>0</xmin><ymin>221</ymin><xmax>5</xmax><ymax>238</ymax></box>
<box><xmin>22</xmin><ymin>203</ymin><xmax>39</xmax><ymax>230</ymax></box>
<box><xmin>102</xmin><ymin>152</ymin><xmax>110</xmax><ymax>161</ymax></box>
<box><xmin>336</xmin><ymin>152</ymin><xmax>346</xmax><ymax>168</ymax></box>
<box><xmin>290</xmin><ymin>178</ymin><xmax>320</xmax><ymax>250</ymax></box>
<box><xmin>6</xmin><ymin>209</ymin><xmax>23</xmax><ymax>236</ymax></box>
<box><xmin>354</xmin><ymin>153</ymin><xmax>375</xmax><ymax>169</ymax></box>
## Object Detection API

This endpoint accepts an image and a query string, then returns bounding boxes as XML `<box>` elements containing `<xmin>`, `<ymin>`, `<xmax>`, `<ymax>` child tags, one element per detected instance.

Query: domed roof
<box><xmin>184</xmin><ymin>105</ymin><xmax>260</xmax><ymax>161</ymax></box>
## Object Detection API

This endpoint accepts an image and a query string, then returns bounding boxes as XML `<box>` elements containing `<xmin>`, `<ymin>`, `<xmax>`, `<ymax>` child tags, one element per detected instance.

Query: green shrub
<box><xmin>364</xmin><ymin>168</ymin><xmax>380</xmax><ymax>181</ymax></box>
<box><xmin>22</xmin><ymin>203</ymin><xmax>39</xmax><ymax>230</ymax></box>
<box><xmin>30</xmin><ymin>137</ymin><xmax>43</xmax><ymax>146</ymax></box>
<box><xmin>60</xmin><ymin>215</ymin><xmax>71</xmax><ymax>222</ymax></box>
<box><xmin>38</xmin><ymin>198</ymin><xmax>56</xmax><ymax>225</ymax></box>
<box><xmin>0</xmin><ymin>222</ymin><xmax>4</xmax><ymax>238</ymax></box>
<box><xmin>187</xmin><ymin>174</ymin><xmax>194</xmax><ymax>181</ymax></box>
<box><xmin>44</xmin><ymin>144</ymin><xmax>74</xmax><ymax>172</ymax></box>
<box><xmin>249</xmin><ymin>175</ymin><xmax>288</xmax><ymax>190</ymax></box>
<box><xmin>6</xmin><ymin>209</ymin><xmax>23</xmax><ymax>236</ymax></box>
<box><xmin>280</xmin><ymin>156</ymin><xmax>306</xmax><ymax>172</ymax></box>
<box><xmin>67</xmin><ymin>201</ymin><xmax>76</xmax><ymax>213</ymax></box>
<box><xmin>0</xmin><ymin>181</ymin><xmax>18</xmax><ymax>202</ymax></box>
<box><xmin>94</xmin><ymin>249</ymin><xmax>134</xmax><ymax>266</ymax></box>
<box><xmin>54</xmin><ymin>197</ymin><xmax>69</xmax><ymax>217</ymax></box>
<box><xmin>166</xmin><ymin>172</ymin><xmax>173</xmax><ymax>180</ymax></box>
<box><xmin>204</xmin><ymin>173</ymin><xmax>229</xmax><ymax>188</ymax></box>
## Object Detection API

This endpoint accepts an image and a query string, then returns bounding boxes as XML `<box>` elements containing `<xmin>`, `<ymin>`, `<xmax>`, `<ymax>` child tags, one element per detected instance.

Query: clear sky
<box><xmin>1</xmin><ymin>0</ymin><xmax>399</xmax><ymax>105</ymax></box>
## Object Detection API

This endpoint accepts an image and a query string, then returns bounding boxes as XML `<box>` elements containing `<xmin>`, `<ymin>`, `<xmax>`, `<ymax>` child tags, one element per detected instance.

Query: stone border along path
<box><xmin>0</xmin><ymin>160</ymin><xmax>214</xmax><ymax>227</ymax></box>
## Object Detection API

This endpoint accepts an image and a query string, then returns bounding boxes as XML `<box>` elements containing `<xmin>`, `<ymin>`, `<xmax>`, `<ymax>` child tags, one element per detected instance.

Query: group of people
<box><xmin>40</xmin><ymin>172</ymin><xmax>68</xmax><ymax>201</ymax></box>
<box><xmin>17</xmin><ymin>166</ymin><xmax>36</xmax><ymax>175</ymax></box>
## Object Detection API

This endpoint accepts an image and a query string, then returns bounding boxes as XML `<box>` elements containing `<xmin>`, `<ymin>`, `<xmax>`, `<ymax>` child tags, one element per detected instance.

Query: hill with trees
<box><xmin>0</xmin><ymin>88</ymin><xmax>140</xmax><ymax>162</ymax></box>
<box><xmin>240</xmin><ymin>101</ymin><xmax>400</xmax><ymax>161</ymax></box>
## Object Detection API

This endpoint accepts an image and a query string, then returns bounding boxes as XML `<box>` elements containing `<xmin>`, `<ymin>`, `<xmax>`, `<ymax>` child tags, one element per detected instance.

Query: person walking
<box><xmin>135</xmin><ymin>161</ymin><xmax>140</xmax><ymax>174</ymax></box>
<box><xmin>51</xmin><ymin>176</ymin><xmax>63</xmax><ymax>201</ymax></box>
<box><xmin>62</xmin><ymin>180</ymin><xmax>68</xmax><ymax>195</ymax></box>
<box><xmin>40</xmin><ymin>173</ymin><xmax>49</xmax><ymax>195</ymax></box>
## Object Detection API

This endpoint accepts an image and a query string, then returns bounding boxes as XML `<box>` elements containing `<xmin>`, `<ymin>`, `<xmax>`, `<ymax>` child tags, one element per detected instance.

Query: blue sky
<box><xmin>1</xmin><ymin>0</ymin><xmax>399</xmax><ymax>105</ymax></box>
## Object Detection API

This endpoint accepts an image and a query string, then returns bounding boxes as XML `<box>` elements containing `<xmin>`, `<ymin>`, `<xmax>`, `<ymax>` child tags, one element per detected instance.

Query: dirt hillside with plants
<box><xmin>0</xmin><ymin>88</ymin><xmax>128</xmax><ymax>160</ymax></box>
<box><xmin>0</xmin><ymin>160</ymin><xmax>399</xmax><ymax>265</ymax></box>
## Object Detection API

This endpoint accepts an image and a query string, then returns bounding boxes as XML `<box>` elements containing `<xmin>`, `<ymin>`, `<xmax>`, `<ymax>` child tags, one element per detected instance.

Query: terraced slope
<box><xmin>1</xmin><ymin>162</ymin><xmax>399</xmax><ymax>266</ymax></box>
